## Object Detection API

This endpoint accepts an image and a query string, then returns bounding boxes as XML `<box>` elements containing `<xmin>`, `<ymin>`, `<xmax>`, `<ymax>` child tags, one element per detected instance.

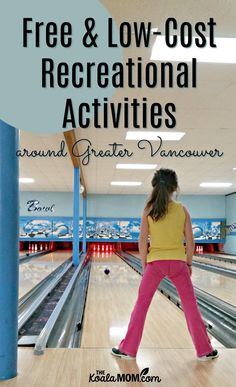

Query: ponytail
<box><xmin>145</xmin><ymin>169</ymin><xmax>178</xmax><ymax>221</ymax></box>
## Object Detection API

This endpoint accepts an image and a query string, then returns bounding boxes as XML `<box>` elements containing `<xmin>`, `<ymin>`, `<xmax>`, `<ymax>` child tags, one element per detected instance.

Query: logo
<box><xmin>88</xmin><ymin>368</ymin><xmax>162</xmax><ymax>383</ymax></box>
<box><xmin>27</xmin><ymin>200</ymin><xmax>55</xmax><ymax>213</ymax></box>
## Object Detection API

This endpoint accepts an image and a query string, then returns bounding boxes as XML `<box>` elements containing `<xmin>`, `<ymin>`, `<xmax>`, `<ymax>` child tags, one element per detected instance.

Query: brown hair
<box><xmin>145</xmin><ymin>168</ymin><xmax>178</xmax><ymax>221</ymax></box>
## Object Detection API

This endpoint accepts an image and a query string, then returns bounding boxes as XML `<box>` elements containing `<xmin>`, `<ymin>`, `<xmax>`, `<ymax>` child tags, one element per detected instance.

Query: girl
<box><xmin>111</xmin><ymin>168</ymin><xmax>218</xmax><ymax>361</ymax></box>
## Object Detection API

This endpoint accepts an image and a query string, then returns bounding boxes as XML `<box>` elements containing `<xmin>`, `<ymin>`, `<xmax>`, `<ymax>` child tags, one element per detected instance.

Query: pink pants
<box><xmin>119</xmin><ymin>260</ymin><xmax>213</xmax><ymax>357</ymax></box>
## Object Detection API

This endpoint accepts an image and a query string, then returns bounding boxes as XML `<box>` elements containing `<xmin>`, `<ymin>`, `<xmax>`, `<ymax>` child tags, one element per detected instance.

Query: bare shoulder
<box><xmin>181</xmin><ymin>206</ymin><xmax>192</xmax><ymax>223</ymax></box>
<box><xmin>182</xmin><ymin>205</ymin><xmax>189</xmax><ymax>214</ymax></box>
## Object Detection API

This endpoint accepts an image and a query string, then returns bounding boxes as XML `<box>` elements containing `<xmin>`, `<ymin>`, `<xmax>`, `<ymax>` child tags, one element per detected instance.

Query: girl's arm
<box><xmin>183</xmin><ymin>206</ymin><xmax>195</xmax><ymax>275</ymax></box>
<box><xmin>138</xmin><ymin>210</ymin><xmax>149</xmax><ymax>271</ymax></box>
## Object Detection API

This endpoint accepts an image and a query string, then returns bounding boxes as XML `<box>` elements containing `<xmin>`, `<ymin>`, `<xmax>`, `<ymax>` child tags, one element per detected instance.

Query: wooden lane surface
<box><xmin>19</xmin><ymin>251</ymin><xmax>72</xmax><ymax>299</ymax></box>
<box><xmin>1</xmin><ymin>348</ymin><xmax>236</xmax><ymax>387</ymax></box>
<box><xmin>81</xmin><ymin>253</ymin><xmax>222</xmax><ymax>350</ymax></box>
<box><xmin>192</xmin><ymin>267</ymin><xmax>236</xmax><ymax>307</ymax></box>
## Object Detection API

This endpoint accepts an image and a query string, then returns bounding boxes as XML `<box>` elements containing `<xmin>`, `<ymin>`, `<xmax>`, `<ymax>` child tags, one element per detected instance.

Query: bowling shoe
<box><xmin>198</xmin><ymin>349</ymin><xmax>219</xmax><ymax>361</ymax></box>
<box><xmin>111</xmin><ymin>348</ymin><xmax>136</xmax><ymax>360</ymax></box>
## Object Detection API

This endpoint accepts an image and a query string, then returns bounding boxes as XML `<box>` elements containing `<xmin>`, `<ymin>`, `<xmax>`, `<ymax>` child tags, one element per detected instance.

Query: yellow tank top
<box><xmin>147</xmin><ymin>201</ymin><xmax>186</xmax><ymax>262</ymax></box>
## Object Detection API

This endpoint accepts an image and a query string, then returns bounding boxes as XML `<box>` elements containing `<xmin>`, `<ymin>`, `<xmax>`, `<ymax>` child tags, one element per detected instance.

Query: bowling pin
<box><xmin>40</xmin><ymin>243</ymin><xmax>43</xmax><ymax>251</ymax></box>
<box><xmin>35</xmin><ymin>244</ymin><xmax>38</xmax><ymax>252</ymax></box>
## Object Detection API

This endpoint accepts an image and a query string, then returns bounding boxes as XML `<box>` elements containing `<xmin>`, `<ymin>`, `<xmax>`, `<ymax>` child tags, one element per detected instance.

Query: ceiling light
<box><xmin>126</xmin><ymin>131</ymin><xmax>185</xmax><ymax>141</ymax></box>
<box><xmin>111</xmin><ymin>181</ymin><xmax>142</xmax><ymax>186</ymax></box>
<box><xmin>151</xmin><ymin>36</ymin><xmax>236</xmax><ymax>63</ymax></box>
<box><xmin>116</xmin><ymin>164</ymin><xmax>157</xmax><ymax>170</ymax></box>
<box><xmin>19</xmin><ymin>178</ymin><xmax>35</xmax><ymax>184</ymax></box>
<box><xmin>200</xmin><ymin>182</ymin><xmax>232</xmax><ymax>188</ymax></box>
<box><xmin>233</xmin><ymin>167</ymin><xmax>236</xmax><ymax>170</ymax></box>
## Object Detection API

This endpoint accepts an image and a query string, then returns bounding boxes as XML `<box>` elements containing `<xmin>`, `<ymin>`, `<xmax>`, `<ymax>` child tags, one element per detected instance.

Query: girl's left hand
<box><xmin>188</xmin><ymin>265</ymin><xmax>192</xmax><ymax>276</ymax></box>
<box><xmin>142</xmin><ymin>262</ymin><xmax>147</xmax><ymax>273</ymax></box>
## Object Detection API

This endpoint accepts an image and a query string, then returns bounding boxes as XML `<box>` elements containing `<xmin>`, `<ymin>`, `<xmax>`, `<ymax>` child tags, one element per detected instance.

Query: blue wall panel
<box><xmin>180</xmin><ymin>195</ymin><xmax>225</xmax><ymax>218</ymax></box>
<box><xmin>224</xmin><ymin>193</ymin><xmax>236</xmax><ymax>254</ymax></box>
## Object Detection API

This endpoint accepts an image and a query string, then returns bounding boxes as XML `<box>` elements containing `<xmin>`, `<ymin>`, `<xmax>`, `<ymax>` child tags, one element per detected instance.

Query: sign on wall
<box><xmin>19</xmin><ymin>216</ymin><xmax>225</xmax><ymax>243</ymax></box>
<box><xmin>27</xmin><ymin>200</ymin><xmax>55</xmax><ymax>213</ymax></box>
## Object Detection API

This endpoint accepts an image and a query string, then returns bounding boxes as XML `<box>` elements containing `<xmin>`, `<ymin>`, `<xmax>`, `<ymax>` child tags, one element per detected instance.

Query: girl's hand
<box><xmin>142</xmin><ymin>262</ymin><xmax>147</xmax><ymax>273</ymax></box>
<box><xmin>188</xmin><ymin>265</ymin><xmax>192</xmax><ymax>276</ymax></box>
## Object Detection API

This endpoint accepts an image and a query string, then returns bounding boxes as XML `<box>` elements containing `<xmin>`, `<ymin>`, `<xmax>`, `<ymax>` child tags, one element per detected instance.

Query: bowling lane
<box><xmin>192</xmin><ymin>266</ymin><xmax>236</xmax><ymax>306</ymax></box>
<box><xmin>207</xmin><ymin>252</ymin><xmax>236</xmax><ymax>262</ymax></box>
<box><xmin>132</xmin><ymin>250</ymin><xmax>236</xmax><ymax>271</ymax></box>
<box><xmin>81</xmin><ymin>253</ymin><xmax>223</xmax><ymax>350</ymax></box>
<box><xmin>194</xmin><ymin>254</ymin><xmax>236</xmax><ymax>270</ymax></box>
<box><xmin>128</xmin><ymin>251</ymin><xmax>236</xmax><ymax>308</ymax></box>
<box><xmin>19</xmin><ymin>251</ymin><xmax>72</xmax><ymax>299</ymax></box>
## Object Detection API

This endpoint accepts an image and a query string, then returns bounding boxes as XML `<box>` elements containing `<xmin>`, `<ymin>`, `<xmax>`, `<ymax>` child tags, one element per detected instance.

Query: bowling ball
<box><xmin>104</xmin><ymin>268</ymin><xmax>110</xmax><ymax>275</ymax></box>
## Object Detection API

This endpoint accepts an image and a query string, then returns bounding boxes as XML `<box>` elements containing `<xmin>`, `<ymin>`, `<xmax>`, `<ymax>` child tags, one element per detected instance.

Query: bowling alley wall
<box><xmin>224</xmin><ymin>192</ymin><xmax>236</xmax><ymax>254</ymax></box>
<box><xmin>18</xmin><ymin>191</ymin><xmax>233</xmax><ymax>250</ymax></box>
<box><xmin>20</xmin><ymin>192</ymin><xmax>226</xmax><ymax>218</ymax></box>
